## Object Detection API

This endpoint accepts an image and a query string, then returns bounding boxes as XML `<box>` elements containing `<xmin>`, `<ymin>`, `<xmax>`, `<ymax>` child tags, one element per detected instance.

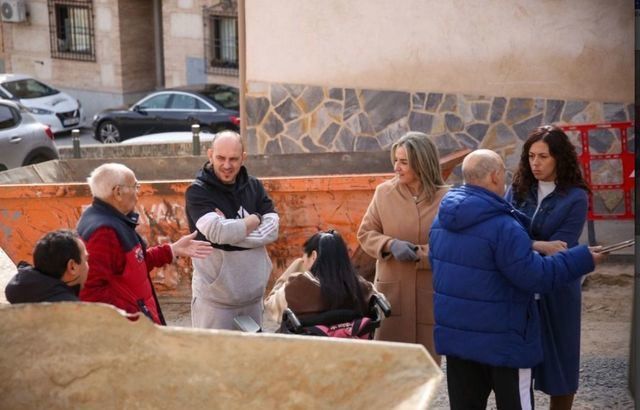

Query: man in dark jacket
<box><xmin>429</xmin><ymin>149</ymin><xmax>604</xmax><ymax>409</ymax></box>
<box><xmin>186</xmin><ymin>131</ymin><xmax>279</xmax><ymax>330</ymax></box>
<box><xmin>5</xmin><ymin>230</ymin><xmax>88</xmax><ymax>303</ymax></box>
<box><xmin>77</xmin><ymin>163</ymin><xmax>213</xmax><ymax>325</ymax></box>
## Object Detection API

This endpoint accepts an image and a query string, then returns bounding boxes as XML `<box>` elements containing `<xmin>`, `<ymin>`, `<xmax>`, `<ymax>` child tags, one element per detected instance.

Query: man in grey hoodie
<box><xmin>186</xmin><ymin>131</ymin><xmax>279</xmax><ymax>330</ymax></box>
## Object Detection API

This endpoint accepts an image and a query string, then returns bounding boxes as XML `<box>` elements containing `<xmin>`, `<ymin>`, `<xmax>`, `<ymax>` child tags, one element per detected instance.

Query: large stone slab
<box><xmin>0</xmin><ymin>303</ymin><xmax>442</xmax><ymax>409</ymax></box>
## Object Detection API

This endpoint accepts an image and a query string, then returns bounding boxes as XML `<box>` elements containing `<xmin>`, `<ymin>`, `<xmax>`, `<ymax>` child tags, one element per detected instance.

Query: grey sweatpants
<box><xmin>191</xmin><ymin>296</ymin><xmax>263</xmax><ymax>330</ymax></box>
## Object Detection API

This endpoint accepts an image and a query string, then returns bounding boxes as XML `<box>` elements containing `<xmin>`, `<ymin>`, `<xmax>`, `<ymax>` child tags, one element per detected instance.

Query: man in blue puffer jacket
<box><xmin>429</xmin><ymin>149</ymin><xmax>604</xmax><ymax>410</ymax></box>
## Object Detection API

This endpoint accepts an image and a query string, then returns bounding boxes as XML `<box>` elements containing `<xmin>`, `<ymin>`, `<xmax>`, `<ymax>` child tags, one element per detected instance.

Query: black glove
<box><xmin>389</xmin><ymin>239</ymin><xmax>418</xmax><ymax>262</ymax></box>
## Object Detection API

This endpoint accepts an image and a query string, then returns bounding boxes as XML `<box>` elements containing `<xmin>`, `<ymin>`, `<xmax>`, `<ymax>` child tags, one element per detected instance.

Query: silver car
<box><xmin>0</xmin><ymin>100</ymin><xmax>59</xmax><ymax>171</ymax></box>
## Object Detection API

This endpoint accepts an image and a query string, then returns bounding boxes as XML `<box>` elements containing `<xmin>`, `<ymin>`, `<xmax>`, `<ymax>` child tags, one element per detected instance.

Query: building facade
<box><xmin>0</xmin><ymin>0</ymin><xmax>239</xmax><ymax>121</ymax></box>
<box><xmin>244</xmin><ymin>0</ymin><xmax>633</xmax><ymax>160</ymax></box>
<box><xmin>242</xmin><ymin>0</ymin><xmax>634</xmax><ymax>216</ymax></box>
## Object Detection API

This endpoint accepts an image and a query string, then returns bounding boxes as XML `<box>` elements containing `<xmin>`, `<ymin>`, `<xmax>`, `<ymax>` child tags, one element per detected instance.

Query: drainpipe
<box><xmin>153</xmin><ymin>0</ymin><xmax>165</xmax><ymax>89</ymax></box>
<box><xmin>238</xmin><ymin>0</ymin><xmax>246</xmax><ymax>146</ymax></box>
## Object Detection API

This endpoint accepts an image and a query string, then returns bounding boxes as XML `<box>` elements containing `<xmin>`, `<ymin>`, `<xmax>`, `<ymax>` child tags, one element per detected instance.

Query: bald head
<box><xmin>462</xmin><ymin>149</ymin><xmax>506</xmax><ymax>195</ymax></box>
<box><xmin>207</xmin><ymin>130</ymin><xmax>247</xmax><ymax>184</ymax></box>
<box><xmin>212</xmin><ymin>130</ymin><xmax>244</xmax><ymax>152</ymax></box>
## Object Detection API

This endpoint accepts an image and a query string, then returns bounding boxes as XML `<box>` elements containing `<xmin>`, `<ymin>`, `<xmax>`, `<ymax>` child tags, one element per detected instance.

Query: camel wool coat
<box><xmin>357</xmin><ymin>177</ymin><xmax>448</xmax><ymax>361</ymax></box>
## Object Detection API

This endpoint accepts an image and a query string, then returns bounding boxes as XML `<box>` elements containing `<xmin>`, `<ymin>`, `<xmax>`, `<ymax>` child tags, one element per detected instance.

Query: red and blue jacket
<box><xmin>77</xmin><ymin>198</ymin><xmax>172</xmax><ymax>325</ymax></box>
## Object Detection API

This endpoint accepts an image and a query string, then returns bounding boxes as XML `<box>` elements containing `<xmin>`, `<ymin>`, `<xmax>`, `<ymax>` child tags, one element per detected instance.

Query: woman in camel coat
<box><xmin>357</xmin><ymin>132</ymin><xmax>448</xmax><ymax>363</ymax></box>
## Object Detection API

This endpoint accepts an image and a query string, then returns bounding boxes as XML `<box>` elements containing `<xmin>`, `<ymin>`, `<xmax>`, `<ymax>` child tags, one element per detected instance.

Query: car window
<box><xmin>0</xmin><ymin>105</ymin><xmax>18</xmax><ymax>129</ymax></box>
<box><xmin>2</xmin><ymin>79</ymin><xmax>59</xmax><ymax>99</ymax></box>
<box><xmin>0</xmin><ymin>88</ymin><xmax>11</xmax><ymax>99</ymax></box>
<box><xmin>137</xmin><ymin>94</ymin><xmax>171</xmax><ymax>110</ymax></box>
<box><xmin>170</xmin><ymin>94</ymin><xmax>200</xmax><ymax>110</ymax></box>
<box><xmin>201</xmin><ymin>88</ymin><xmax>239</xmax><ymax>110</ymax></box>
<box><xmin>194</xmin><ymin>99</ymin><xmax>208</xmax><ymax>110</ymax></box>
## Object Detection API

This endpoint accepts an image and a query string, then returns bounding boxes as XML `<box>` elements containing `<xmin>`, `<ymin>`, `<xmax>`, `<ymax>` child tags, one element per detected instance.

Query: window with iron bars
<box><xmin>48</xmin><ymin>0</ymin><xmax>96</xmax><ymax>62</ymax></box>
<box><xmin>204</xmin><ymin>8</ymin><xmax>238</xmax><ymax>76</ymax></box>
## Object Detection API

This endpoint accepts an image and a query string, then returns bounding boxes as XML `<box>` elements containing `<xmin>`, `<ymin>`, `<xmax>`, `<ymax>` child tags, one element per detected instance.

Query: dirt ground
<box><xmin>162</xmin><ymin>262</ymin><xmax>635</xmax><ymax>352</ymax></box>
<box><xmin>580</xmin><ymin>262</ymin><xmax>633</xmax><ymax>358</ymax></box>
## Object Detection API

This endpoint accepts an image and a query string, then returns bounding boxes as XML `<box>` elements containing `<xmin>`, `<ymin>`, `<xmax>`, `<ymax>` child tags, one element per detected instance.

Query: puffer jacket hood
<box><xmin>439</xmin><ymin>185</ymin><xmax>530</xmax><ymax>232</ymax></box>
<box><xmin>5</xmin><ymin>262</ymin><xmax>79</xmax><ymax>303</ymax></box>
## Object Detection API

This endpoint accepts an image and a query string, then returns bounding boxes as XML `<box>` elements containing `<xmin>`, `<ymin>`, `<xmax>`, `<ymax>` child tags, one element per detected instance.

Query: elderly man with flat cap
<box><xmin>77</xmin><ymin>163</ymin><xmax>212</xmax><ymax>325</ymax></box>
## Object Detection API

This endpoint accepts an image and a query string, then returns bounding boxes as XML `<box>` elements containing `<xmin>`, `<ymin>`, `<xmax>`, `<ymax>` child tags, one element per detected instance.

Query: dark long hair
<box><xmin>512</xmin><ymin>125</ymin><xmax>590</xmax><ymax>201</ymax></box>
<box><xmin>304</xmin><ymin>230</ymin><xmax>367</xmax><ymax>314</ymax></box>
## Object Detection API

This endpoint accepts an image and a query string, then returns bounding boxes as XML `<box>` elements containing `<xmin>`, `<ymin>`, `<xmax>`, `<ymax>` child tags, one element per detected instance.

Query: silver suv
<box><xmin>0</xmin><ymin>100</ymin><xmax>59</xmax><ymax>171</ymax></box>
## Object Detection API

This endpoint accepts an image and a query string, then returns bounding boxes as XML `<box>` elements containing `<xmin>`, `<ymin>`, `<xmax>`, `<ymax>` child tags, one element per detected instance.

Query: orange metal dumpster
<box><xmin>0</xmin><ymin>150</ymin><xmax>467</xmax><ymax>298</ymax></box>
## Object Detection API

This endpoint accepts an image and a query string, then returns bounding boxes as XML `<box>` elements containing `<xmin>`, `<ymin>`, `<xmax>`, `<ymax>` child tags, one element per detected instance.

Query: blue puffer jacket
<box><xmin>429</xmin><ymin>185</ymin><xmax>594</xmax><ymax>368</ymax></box>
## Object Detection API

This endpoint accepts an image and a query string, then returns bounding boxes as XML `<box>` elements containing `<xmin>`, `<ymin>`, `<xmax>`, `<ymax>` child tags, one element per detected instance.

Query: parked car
<box><xmin>92</xmin><ymin>84</ymin><xmax>240</xmax><ymax>143</ymax></box>
<box><xmin>0</xmin><ymin>100</ymin><xmax>59</xmax><ymax>171</ymax></box>
<box><xmin>0</xmin><ymin>73</ymin><xmax>84</xmax><ymax>134</ymax></box>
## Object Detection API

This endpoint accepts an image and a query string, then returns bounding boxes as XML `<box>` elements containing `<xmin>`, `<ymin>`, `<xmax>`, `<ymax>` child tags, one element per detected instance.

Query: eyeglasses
<box><xmin>114</xmin><ymin>183</ymin><xmax>141</xmax><ymax>192</ymax></box>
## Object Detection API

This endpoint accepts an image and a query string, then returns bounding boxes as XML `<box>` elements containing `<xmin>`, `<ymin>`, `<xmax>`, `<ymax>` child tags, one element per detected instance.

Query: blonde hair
<box><xmin>87</xmin><ymin>163</ymin><xmax>135</xmax><ymax>200</ymax></box>
<box><xmin>390</xmin><ymin>132</ymin><xmax>446</xmax><ymax>202</ymax></box>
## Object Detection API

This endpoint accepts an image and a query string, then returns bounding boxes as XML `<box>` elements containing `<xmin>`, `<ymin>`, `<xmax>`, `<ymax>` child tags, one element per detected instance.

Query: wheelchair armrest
<box><xmin>282</xmin><ymin>308</ymin><xmax>303</xmax><ymax>333</ymax></box>
<box><xmin>370</xmin><ymin>294</ymin><xmax>392</xmax><ymax>318</ymax></box>
<box><xmin>233</xmin><ymin>315</ymin><xmax>262</xmax><ymax>333</ymax></box>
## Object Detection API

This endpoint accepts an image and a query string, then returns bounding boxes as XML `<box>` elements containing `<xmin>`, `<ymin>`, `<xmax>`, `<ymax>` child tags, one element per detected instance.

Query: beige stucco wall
<box><xmin>1</xmin><ymin>0</ymin><xmax>124</xmax><ymax>92</ymax></box>
<box><xmin>162</xmin><ymin>0</ymin><xmax>239</xmax><ymax>87</ymax></box>
<box><xmin>1</xmin><ymin>0</ymin><xmax>160</xmax><ymax>95</ymax></box>
<box><xmin>0</xmin><ymin>0</ymin><xmax>164</xmax><ymax>118</ymax></box>
<box><xmin>245</xmin><ymin>0</ymin><xmax>633</xmax><ymax>103</ymax></box>
<box><xmin>119</xmin><ymin>0</ymin><xmax>156</xmax><ymax>93</ymax></box>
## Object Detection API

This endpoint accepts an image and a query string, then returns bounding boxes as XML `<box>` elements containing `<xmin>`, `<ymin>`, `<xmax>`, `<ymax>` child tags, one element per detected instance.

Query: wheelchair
<box><xmin>234</xmin><ymin>294</ymin><xmax>391</xmax><ymax>340</ymax></box>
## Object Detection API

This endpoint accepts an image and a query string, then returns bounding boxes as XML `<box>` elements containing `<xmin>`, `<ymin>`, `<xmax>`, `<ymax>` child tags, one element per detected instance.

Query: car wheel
<box><xmin>25</xmin><ymin>154</ymin><xmax>51</xmax><ymax>165</ymax></box>
<box><xmin>200</xmin><ymin>126</ymin><xmax>214</xmax><ymax>134</ymax></box>
<box><xmin>98</xmin><ymin>121</ymin><xmax>121</xmax><ymax>143</ymax></box>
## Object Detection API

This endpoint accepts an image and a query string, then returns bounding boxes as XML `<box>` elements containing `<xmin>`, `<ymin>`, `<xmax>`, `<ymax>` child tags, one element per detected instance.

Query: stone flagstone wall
<box><xmin>246</xmin><ymin>80</ymin><xmax>634</xmax><ymax>216</ymax></box>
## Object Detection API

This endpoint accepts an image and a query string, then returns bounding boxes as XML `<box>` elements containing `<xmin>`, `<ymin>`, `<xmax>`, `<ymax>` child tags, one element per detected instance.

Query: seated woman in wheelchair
<box><xmin>264</xmin><ymin>230</ymin><xmax>386</xmax><ymax>337</ymax></box>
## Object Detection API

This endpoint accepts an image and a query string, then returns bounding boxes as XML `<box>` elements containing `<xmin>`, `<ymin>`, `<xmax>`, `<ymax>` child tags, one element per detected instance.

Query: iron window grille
<box><xmin>48</xmin><ymin>0</ymin><xmax>96</xmax><ymax>62</ymax></box>
<box><xmin>203</xmin><ymin>1</ymin><xmax>238</xmax><ymax>77</ymax></box>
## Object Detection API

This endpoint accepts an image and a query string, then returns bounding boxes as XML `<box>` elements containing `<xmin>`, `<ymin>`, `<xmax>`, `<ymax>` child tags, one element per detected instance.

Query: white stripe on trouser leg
<box><xmin>518</xmin><ymin>368</ymin><xmax>533</xmax><ymax>410</ymax></box>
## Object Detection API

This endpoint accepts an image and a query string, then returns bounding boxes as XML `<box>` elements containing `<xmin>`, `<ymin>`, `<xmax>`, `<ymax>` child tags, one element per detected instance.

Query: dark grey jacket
<box><xmin>5</xmin><ymin>262</ymin><xmax>78</xmax><ymax>303</ymax></box>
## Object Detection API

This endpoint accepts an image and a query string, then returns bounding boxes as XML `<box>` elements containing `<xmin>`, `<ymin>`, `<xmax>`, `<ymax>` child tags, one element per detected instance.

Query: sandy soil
<box><xmin>580</xmin><ymin>263</ymin><xmax>633</xmax><ymax>358</ymax></box>
<box><xmin>162</xmin><ymin>262</ymin><xmax>636</xmax><ymax>349</ymax></box>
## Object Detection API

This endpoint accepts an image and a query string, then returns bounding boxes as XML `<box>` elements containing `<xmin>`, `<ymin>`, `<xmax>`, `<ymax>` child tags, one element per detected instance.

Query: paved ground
<box><xmin>53</xmin><ymin>127</ymin><xmax>96</xmax><ymax>148</ymax></box>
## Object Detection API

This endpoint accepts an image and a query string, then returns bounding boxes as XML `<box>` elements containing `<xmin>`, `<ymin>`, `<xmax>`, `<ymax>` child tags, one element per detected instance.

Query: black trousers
<box><xmin>446</xmin><ymin>356</ymin><xmax>534</xmax><ymax>410</ymax></box>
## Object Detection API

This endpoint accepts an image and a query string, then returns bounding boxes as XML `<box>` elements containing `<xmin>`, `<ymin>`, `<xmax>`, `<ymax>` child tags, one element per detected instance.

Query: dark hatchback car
<box><xmin>92</xmin><ymin>84</ymin><xmax>239</xmax><ymax>143</ymax></box>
